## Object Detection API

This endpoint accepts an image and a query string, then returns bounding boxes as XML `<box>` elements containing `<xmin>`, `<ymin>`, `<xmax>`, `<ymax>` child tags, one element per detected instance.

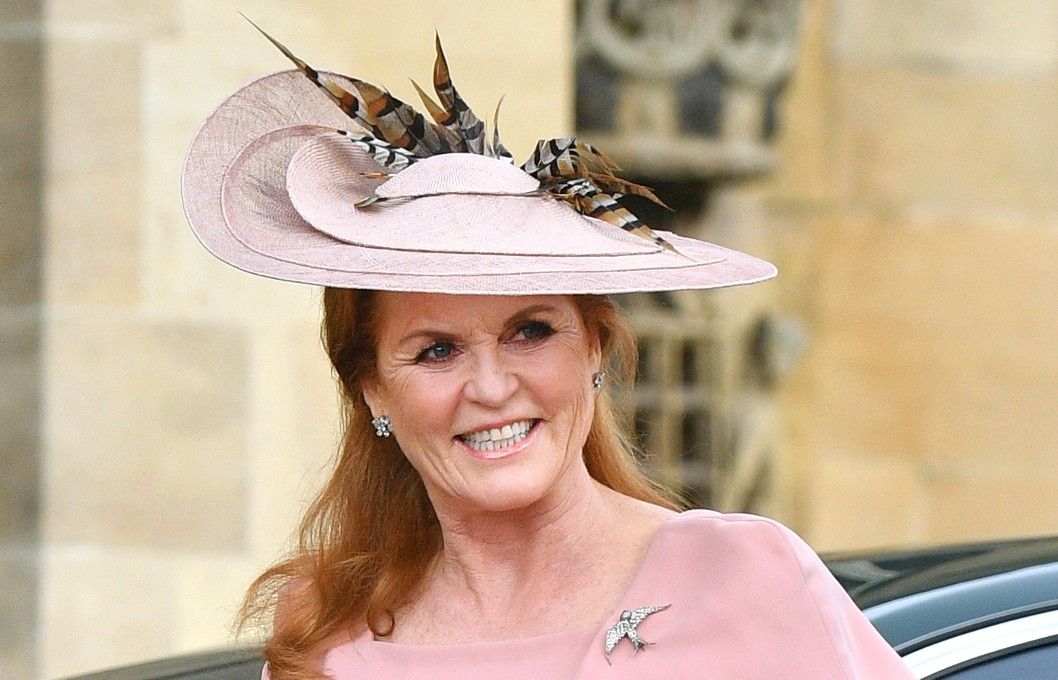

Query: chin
<box><xmin>461</xmin><ymin>470</ymin><xmax>560</xmax><ymax>514</ymax></box>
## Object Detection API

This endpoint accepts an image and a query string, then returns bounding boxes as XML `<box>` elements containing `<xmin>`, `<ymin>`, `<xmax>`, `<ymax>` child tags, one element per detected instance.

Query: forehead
<box><xmin>373</xmin><ymin>293</ymin><xmax>581</xmax><ymax>338</ymax></box>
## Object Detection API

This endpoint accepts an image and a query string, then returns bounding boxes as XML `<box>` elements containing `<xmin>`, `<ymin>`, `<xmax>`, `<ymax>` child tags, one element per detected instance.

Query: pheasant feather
<box><xmin>410</xmin><ymin>79</ymin><xmax>466</xmax><ymax>151</ymax></box>
<box><xmin>333</xmin><ymin>129</ymin><xmax>420</xmax><ymax>172</ymax></box>
<box><xmin>246</xmin><ymin>16</ymin><xmax>454</xmax><ymax>157</ymax></box>
<box><xmin>489</xmin><ymin>97</ymin><xmax>514</xmax><ymax>162</ymax></box>
<box><xmin>523</xmin><ymin>138</ymin><xmax>669</xmax><ymax>208</ymax></box>
<box><xmin>553</xmin><ymin>178</ymin><xmax>677</xmax><ymax>253</ymax></box>
<box><xmin>243</xmin><ymin>20</ymin><xmax>680</xmax><ymax>254</ymax></box>
<box><xmin>349</xmin><ymin>78</ymin><xmax>453</xmax><ymax>155</ymax></box>
<box><xmin>432</xmin><ymin>33</ymin><xmax>486</xmax><ymax>154</ymax></box>
<box><xmin>243</xmin><ymin>16</ymin><xmax>369</xmax><ymax>124</ymax></box>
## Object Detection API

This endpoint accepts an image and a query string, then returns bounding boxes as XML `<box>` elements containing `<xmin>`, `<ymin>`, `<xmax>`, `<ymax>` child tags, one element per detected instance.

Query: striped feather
<box><xmin>521</xmin><ymin>138</ymin><xmax>575</xmax><ymax>177</ymax></box>
<box><xmin>432</xmin><ymin>33</ymin><xmax>486</xmax><ymax>154</ymax></box>
<box><xmin>523</xmin><ymin>138</ymin><xmax>670</xmax><ymax>208</ymax></box>
<box><xmin>246</xmin><ymin>16</ymin><xmax>454</xmax><ymax>156</ymax></box>
<box><xmin>243</xmin><ymin>16</ymin><xmax>371</xmax><ymax>125</ymax></box>
<box><xmin>410</xmin><ymin>79</ymin><xmax>467</xmax><ymax>151</ymax></box>
<box><xmin>349</xmin><ymin>79</ymin><xmax>453</xmax><ymax>155</ymax></box>
<box><xmin>243</xmin><ymin>20</ymin><xmax>674</xmax><ymax>251</ymax></box>
<box><xmin>592</xmin><ymin>174</ymin><xmax>670</xmax><ymax>208</ymax></box>
<box><xmin>489</xmin><ymin>97</ymin><xmax>514</xmax><ymax>162</ymax></box>
<box><xmin>550</xmin><ymin>179</ymin><xmax>677</xmax><ymax>253</ymax></box>
<box><xmin>575</xmin><ymin>193</ymin><xmax>677</xmax><ymax>253</ymax></box>
<box><xmin>334</xmin><ymin>129</ymin><xmax>420</xmax><ymax>172</ymax></box>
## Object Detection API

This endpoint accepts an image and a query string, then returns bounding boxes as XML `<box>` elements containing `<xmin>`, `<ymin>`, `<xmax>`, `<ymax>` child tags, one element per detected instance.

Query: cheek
<box><xmin>388</xmin><ymin>371</ymin><xmax>460</xmax><ymax>430</ymax></box>
<box><xmin>382</xmin><ymin>374</ymin><xmax>472</xmax><ymax>481</ymax></box>
<box><xmin>537</xmin><ymin>362</ymin><xmax>587</xmax><ymax>399</ymax></box>
<box><xmin>541</xmin><ymin>335</ymin><xmax>595</xmax><ymax>389</ymax></box>
<box><xmin>527</xmin><ymin>345</ymin><xmax>595</xmax><ymax>419</ymax></box>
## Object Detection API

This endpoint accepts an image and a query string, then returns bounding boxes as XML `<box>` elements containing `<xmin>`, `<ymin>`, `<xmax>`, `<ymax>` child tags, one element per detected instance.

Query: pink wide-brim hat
<box><xmin>181</xmin><ymin>70</ymin><xmax>777</xmax><ymax>295</ymax></box>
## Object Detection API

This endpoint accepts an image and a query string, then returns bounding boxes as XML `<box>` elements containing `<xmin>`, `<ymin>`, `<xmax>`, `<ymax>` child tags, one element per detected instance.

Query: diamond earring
<box><xmin>372</xmin><ymin>415</ymin><xmax>393</xmax><ymax>437</ymax></box>
<box><xmin>592</xmin><ymin>371</ymin><xmax>605</xmax><ymax>391</ymax></box>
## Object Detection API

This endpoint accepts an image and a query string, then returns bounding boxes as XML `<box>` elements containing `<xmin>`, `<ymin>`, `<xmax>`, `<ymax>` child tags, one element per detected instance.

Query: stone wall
<box><xmin>8</xmin><ymin>0</ymin><xmax>1058</xmax><ymax>676</ymax></box>
<box><xmin>768</xmin><ymin>0</ymin><xmax>1058</xmax><ymax>550</ymax></box>
<box><xmin>1</xmin><ymin>4</ymin><xmax>45</xmax><ymax>678</ymax></box>
<box><xmin>3</xmin><ymin>1</ymin><xmax>572</xmax><ymax>677</ymax></box>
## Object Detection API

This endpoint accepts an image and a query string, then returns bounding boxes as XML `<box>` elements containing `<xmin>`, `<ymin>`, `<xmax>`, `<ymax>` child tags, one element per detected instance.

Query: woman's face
<box><xmin>363</xmin><ymin>293</ymin><xmax>602</xmax><ymax>516</ymax></box>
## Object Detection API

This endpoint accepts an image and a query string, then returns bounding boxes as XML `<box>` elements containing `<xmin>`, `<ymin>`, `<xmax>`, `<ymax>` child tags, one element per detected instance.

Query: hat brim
<box><xmin>182</xmin><ymin>69</ymin><xmax>777</xmax><ymax>294</ymax></box>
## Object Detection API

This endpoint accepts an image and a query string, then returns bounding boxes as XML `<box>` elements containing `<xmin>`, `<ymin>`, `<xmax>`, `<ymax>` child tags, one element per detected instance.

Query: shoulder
<box><xmin>653</xmin><ymin>511</ymin><xmax>915</xmax><ymax>678</ymax></box>
<box><xmin>664</xmin><ymin>510</ymin><xmax>842</xmax><ymax>599</ymax></box>
<box><xmin>650</xmin><ymin>509</ymin><xmax>834</xmax><ymax>594</ymax></box>
<box><xmin>660</xmin><ymin>508</ymin><xmax>815</xmax><ymax>558</ymax></box>
<box><xmin>641</xmin><ymin>510</ymin><xmax>835</xmax><ymax>624</ymax></box>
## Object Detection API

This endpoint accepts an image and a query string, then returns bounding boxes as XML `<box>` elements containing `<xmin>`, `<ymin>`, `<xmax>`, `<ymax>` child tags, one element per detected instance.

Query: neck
<box><xmin>426</xmin><ymin>464</ymin><xmax>619</xmax><ymax>618</ymax></box>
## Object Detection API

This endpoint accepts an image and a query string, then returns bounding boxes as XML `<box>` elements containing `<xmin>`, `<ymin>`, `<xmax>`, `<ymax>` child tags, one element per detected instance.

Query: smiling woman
<box><xmin>246</xmin><ymin>291</ymin><xmax>679</xmax><ymax>665</ymax></box>
<box><xmin>364</xmin><ymin>294</ymin><xmax>604</xmax><ymax>514</ymax></box>
<box><xmin>182</xmin><ymin>25</ymin><xmax>914</xmax><ymax>680</ymax></box>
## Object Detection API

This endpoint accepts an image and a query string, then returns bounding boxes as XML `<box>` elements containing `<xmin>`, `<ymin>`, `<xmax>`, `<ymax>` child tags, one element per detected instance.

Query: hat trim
<box><xmin>215</xmin><ymin>217</ymin><xmax>731</xmax><ymax>276</ymax></box>
<box><xmin>232</xmin><ymin>243</ymin><xmax>728</xmax><ymax>277</ymax></box>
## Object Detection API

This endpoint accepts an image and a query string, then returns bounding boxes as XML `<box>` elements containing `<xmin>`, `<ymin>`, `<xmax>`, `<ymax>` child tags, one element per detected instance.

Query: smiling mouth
<box><xmin>456</xmin><ymin>419</ymin><xmax>538</xmax><ymax>453</ymax></box>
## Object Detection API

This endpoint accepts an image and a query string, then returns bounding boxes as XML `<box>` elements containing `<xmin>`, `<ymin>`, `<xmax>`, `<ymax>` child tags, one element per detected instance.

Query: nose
<box><xmin>463</xmin><ymin>349</ymin><xmax>518</xmax><ymax>407</ymax></box>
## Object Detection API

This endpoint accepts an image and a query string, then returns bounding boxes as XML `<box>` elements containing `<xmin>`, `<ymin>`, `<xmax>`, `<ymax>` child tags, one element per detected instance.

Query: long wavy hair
<box><xmin>239</xmin><ymin>290</ymin><xmax>678</xmax><ymax>679</ymax></box>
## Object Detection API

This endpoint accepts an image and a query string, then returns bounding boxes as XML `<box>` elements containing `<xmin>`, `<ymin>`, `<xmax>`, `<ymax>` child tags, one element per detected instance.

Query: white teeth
<box><xmin>458</xmin><ymin>420</ymin><xmax>536</xmax><ymax>451</ymax></box>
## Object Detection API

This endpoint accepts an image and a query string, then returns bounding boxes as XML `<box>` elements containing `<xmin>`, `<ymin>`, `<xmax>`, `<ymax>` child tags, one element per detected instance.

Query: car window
<box><xmin>938</xmin><ymin>641</ymin><xmax>1058</xmax><ymax>679</ymax></box>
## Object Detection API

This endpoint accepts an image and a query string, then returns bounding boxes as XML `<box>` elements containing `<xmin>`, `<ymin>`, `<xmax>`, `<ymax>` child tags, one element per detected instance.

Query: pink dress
<box><xmin>271</xmin><ymin>510</ymin><xmax>916</xmax><ymax>679</ymax></box>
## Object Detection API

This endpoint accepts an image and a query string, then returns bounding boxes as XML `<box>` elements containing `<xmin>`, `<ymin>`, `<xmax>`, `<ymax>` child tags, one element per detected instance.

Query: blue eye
<box><xmin>416</xmin><ymin>341</ymin><xmax>455</xmax><ymax>363</ymax></box>
<box><xmin>517</xmin><ymin>321</ymin><xmax>554</xmax><ymax>341</ymax></box>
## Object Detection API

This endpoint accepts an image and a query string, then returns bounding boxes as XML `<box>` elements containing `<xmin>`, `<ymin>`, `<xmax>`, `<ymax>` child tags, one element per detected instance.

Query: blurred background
<box><xmin>2</xmin><ymin>0</ymin><xmax>1057</xmax><ymax>677</ymax></box>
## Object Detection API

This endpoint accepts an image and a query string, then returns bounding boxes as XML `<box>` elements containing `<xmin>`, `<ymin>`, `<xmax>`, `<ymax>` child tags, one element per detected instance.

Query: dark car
<box><xmin>65</xmin><ymin>536</ymin><xmax>1058</xmax><ymax>680</ymax></box>
<box><xmin>61</xmin><ymin>648</ymin><xmax>263</xmax><ymax>680</ymax></box>
<box><xmin>827</xmin><ymin>535</ymin><xmax>1058</xmax><ymax>678</ymax></box>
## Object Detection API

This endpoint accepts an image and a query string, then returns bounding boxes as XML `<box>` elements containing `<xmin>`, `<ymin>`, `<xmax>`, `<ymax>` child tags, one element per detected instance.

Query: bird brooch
<box><xmin>603</xmin><ymin>604</ymin><xmax>672</xmax><ymax>664</ymax></box>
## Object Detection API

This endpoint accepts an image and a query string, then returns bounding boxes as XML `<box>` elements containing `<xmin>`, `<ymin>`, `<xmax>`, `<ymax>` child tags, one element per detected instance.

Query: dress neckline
<box><xmin>353</xmin><ymin>509</ymin><xmax>708</xmax><ymax>653</ymax></box>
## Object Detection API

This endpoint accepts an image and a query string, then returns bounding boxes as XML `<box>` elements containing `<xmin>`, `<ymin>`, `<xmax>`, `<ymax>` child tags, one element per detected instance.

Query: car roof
<box><xmin>61</xmin><ymin>648</ymin><xmax>263</xmax><ymax>680</ymax></box>
<box><xmin>825</xmin><ymin>535</ymin><xmax>1058</xmax><ymax>649</ymax></box>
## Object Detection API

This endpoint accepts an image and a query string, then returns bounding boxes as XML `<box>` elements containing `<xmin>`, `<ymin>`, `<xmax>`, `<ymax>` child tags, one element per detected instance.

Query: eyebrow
<box><xmin>396</xmin><ymin>303</ymin><xmax>560</xmax><ymax>347</ymax></box>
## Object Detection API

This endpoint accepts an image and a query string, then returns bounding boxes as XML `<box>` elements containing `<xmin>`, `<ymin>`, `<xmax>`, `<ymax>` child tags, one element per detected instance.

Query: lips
<box><xmin>457</xmin><ymin>419</ymin><xmax>537</xmax><ymax>453</ymax></box>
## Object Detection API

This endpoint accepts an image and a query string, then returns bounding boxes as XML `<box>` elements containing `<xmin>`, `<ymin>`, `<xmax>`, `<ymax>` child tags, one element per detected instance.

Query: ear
<box><xmin>360</xmin><ymin>376</ymin><xmax>384</xmax><ymax>418</ymax></box>
<box><xmin>587</xmin><ymin>328</ymin><xmax>603</xmax><ymax>376</ymax></box>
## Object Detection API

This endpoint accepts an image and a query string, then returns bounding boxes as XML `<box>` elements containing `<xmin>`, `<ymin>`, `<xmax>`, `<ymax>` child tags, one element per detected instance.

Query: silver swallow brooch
<box><xmin>603</xmin><ymin>604</ymin><xmax>671</xmax><ymax>663</ymax></box>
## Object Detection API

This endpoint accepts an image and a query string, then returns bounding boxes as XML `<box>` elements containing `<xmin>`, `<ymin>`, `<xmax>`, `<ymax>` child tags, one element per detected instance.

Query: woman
<box><xmin>182</xmin><ymin>28</ymin><xmax>915</xmax><ymax>680</ymax></box>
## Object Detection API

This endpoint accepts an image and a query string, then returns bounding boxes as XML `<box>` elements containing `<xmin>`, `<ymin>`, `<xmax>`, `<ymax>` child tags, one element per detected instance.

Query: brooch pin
<box><xmin>603</xmin><ymin>604</ymin><xmax>671</xmax><ymax>664</ymax></box>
